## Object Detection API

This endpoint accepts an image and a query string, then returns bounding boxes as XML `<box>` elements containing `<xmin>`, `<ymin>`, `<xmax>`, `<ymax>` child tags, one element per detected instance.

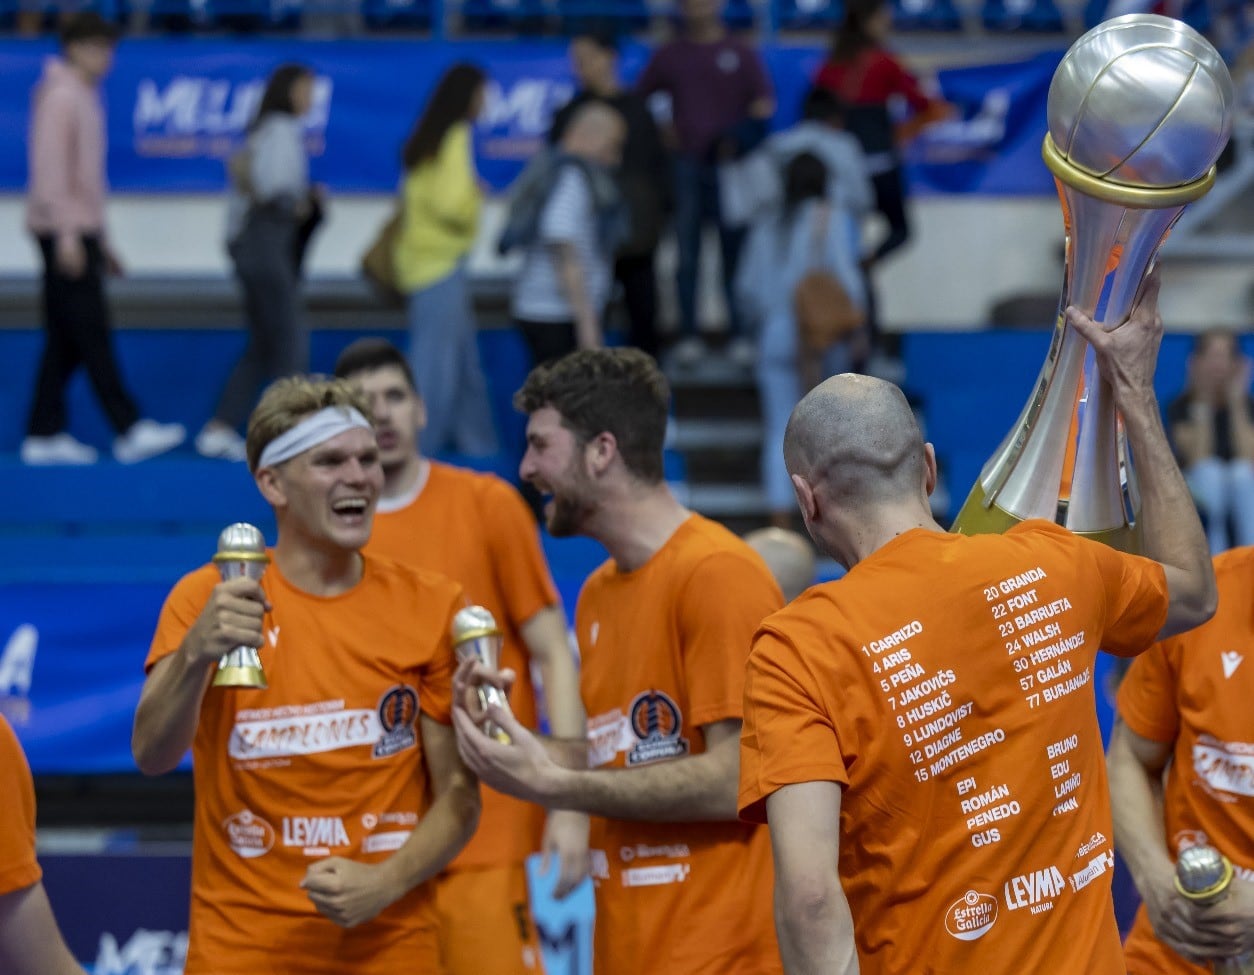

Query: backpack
<box><xmin>793</xmin><ymin>205</ymin><xmax>864</xmax><ymax>352</ymax></box>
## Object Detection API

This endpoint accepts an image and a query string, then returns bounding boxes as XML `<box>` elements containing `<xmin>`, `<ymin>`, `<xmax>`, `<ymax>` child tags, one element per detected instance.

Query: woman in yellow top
<box><xmin>394</xmin><ymin>63</ymin><xmax>498</xmax><ymax>457</ymax></box>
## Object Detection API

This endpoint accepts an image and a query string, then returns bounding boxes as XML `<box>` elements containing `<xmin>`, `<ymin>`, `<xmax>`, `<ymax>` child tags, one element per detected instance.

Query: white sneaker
<box><xmin>727</xmin><ymin>338</ymin><xmax>757</xmax><ymax>368</ymax></box>
<box><xmin>195</xmin><ymin>425</ymin><xmax>248</xmax><ymax>462</ymax></box>
<box><xmin>113</xmin><ymin>419</ymin><xmax>186</xmax><ymax>464</ymax></box>
<box><xmin>670</xmin><ymin>337</ymin><xmax>705</xmax><ymax>368</ymax></box>
<box><xmin>20</xmin><ymin>433</ymin><xmax>98</xmax><ymax>465</ymax></box>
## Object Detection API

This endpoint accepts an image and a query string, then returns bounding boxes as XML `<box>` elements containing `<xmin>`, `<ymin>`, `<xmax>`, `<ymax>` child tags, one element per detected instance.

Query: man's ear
<box><xmin>923</xmin><ymin>443</ymin><xmax>938</xmax><ymax>498</ymax></box>
<box><xmin>585</xmin><ymin>431</ymin><xmax>618</xmax><ymax>477</ymax></box>
<box><xmin>791</xmin><ymin>473</ymin><xmax>818</xmax><ymax>524</ymax></box>
<box><xmin>255</xmin><ymin>467</ymin><xmax>287</xmax><ymax>509</ymax></box>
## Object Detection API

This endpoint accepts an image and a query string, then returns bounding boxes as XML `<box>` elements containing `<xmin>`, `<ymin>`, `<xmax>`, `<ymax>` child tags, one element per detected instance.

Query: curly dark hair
<box><xmin>514</xmin><ymin>348</ymin><xmax>670</xmax><ymax>484</ymax></box>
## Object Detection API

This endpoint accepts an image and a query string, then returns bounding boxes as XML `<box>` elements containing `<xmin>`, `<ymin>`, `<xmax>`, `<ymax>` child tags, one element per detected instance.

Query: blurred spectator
<box><xmin>22</xmin><ymin>13</ymin><xmax>186</xmax><ymax>467</ymax></box>
<box><xmin>551</xmin><ymin>28</ymin><xmax>670</xmax><ymax>358</ymax></box>
<box><xmin>387</xmin><ymin>63</ymin><xmax>499</xmax><ymax>459</ymax></box>
<box><xmin>721</xmin><ymin>89</ymin><xmax>874</xmax><ymax>372</ymax></box>
<box><xmin>1167</xmin><ymin>331</ymin><xmax>1254</xmax><ymax>553</ymax></box>
<box><xmin>509</xmin><ymin>103</ymin><xmax>627</xmax><ymax>364</ymax></box>
<box><xmin>735</xmin><ymin>152</ymin><xmax>865</xmax><ymax>529</ymax></box>
<box><xmin>813</xmin><ymin>0</ymin><xmax>950</xmax><ymax>360</ymax></box>
<box><xmin>0</xmin><ymin>715</ymin><xmax>84</xmax><ymax>975</ymax></box>
<box><xmin>743</xmin><ymin>526</ymin><xmax>817</xmax><ymax>602</ymax></box>
<box><xmin>637</xmin><ymin>0</ymin><xmax>774</xmax><ymax>366</ymax></box>
<box><xmin>197</xmin><ymin>63</ymin><xmax>319</xmax><ymax>462</ymax></box>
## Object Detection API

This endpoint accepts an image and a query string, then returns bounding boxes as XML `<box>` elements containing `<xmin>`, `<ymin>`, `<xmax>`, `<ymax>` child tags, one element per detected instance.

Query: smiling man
<box><xmin>453</xmin><ymin>348</ymin><xmax>784</xmax><ymax>975</ymax></box>
<box><xmin>131</xmin><ymin>376</ymin><xmax>480</xmax><ymax>975</ymax></box>
<box><xmin>333</xmin><ymin>338</ymin><xmax>587</xmax><ymax>975</ymax></box>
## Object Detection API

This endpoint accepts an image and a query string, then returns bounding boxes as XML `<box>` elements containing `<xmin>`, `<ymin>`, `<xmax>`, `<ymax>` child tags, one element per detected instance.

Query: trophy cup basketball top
<box><xmin>1045</xmin><ymin>15</ymin><xmax>1232</xmax><ymax>203</ymax></box>
<box><xmin>952</xmin><ymin>15</ymin><xmax>1233</xmax><ymax>551</ymax></box>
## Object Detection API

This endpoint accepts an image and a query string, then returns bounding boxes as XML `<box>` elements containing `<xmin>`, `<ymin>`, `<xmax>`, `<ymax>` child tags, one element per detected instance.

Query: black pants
<box><xmin>27</xmin><ymin>234</ymin><xmax>140</xmax><ymax>437</ymax></box>
<box><xmin>215</xmin><ymin>210</ymin><xmax>308</xmax><ymax>429</ymax></box>
<box><xmin>861</xmin><ymin>167</ymin><xmax>912</xmax><ymax>360</ymax></box>
<box><xmin>614</xmin><ymin>252</ymin><xmax>659</xmax><ymax>358</ymax></box>
<box><xmin>516</xmin><ymin>319</ymin><xmax>577</xmax><ymax>368</ymax></box>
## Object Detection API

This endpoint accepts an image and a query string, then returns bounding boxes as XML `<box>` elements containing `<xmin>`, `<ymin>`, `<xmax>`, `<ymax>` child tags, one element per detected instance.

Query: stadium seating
<box><xmin>775</xmin><ymin>0</ymin><xmax>843</xmax><ymax>29</ymax></box>
<box><xmin>981</xmin><ymin>0</ymin><xmax>1064</xmax><ymax>32</ymax></box>
<box><xmin>891</xmin><ymin>0</ymin><xmax>963</xmax><ymax>32</ymax></box>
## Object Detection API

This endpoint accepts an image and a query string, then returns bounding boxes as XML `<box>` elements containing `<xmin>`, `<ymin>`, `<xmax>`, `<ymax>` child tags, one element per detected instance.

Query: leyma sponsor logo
<box><xmin>132</xmin><ymin>75</ymin><xmax>333</xmax><ymax>159</ymax></box>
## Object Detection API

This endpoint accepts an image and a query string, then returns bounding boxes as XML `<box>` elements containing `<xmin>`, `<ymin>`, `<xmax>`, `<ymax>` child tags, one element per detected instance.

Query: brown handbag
<box><xmin>793</xmin><ymin>204</ymin><xmax>864</xmax><ymax>352</ymax></box>
<box><xmin>360</xmin><ymin>205</ymin><xmax>405</xmax><ymax>306</ymax></box>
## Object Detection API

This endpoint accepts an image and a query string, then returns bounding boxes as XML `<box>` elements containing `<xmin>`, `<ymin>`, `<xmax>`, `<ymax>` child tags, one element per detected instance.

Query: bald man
<box><xmin>511</xmin><ymin>102</ymin><xmax>627</xmax><ymax>364</ymax></box>
<box><xmin>744</xmin><ymin>527</ymin><xmax>816</xmax><ymax>602</ymax></box>
<box><xmin>737</xmin><ymin>274</ymin><xmax>1217</xmax><ymax>975</ymax></box>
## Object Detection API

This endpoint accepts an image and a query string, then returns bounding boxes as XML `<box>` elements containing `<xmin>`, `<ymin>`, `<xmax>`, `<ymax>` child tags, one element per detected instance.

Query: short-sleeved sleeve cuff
<box><xmin>0</xmin><ymin>859</ymin><xmax>41</xmax><ymax>898</ymax></box>
<box><xmin>739</xmin><ymin>763</ymin><xmax>849</xmax><ymax>825</ymax></box>
<box><xmin>1115</xmin><ymin>647</ymin><xmax>1179</xmax><ymax>744</ymax></box>
<box><xmin>738</xmin><ymin>629</ymin><xmax>850</xmax><ymax>824</ymax></box>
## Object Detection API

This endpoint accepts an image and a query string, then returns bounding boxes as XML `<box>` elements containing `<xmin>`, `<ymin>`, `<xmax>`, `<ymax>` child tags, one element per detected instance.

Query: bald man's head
<box><xmin>561</xmin><ymin>102</ymin><xmax>626</xmax><ymax>167</ymax></box>
<box><xmin>784</xmin><ymin>374</ymin><xmax>927</xmax><ymax>509</ymax></box>
<box><xmin>744</xmin><ymin>527</ymin><xmax>816</xmax><ymax>602</ymax></box>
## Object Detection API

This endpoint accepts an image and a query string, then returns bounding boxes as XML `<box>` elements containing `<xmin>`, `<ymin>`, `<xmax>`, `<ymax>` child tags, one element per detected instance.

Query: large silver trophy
<box><xmin>1175</xmin><ymin>845</ymin><xmax>1254</xmax><ymax>974</ymax></box>
<box><xmin>211</xmin><ymin>523</ymin><xmax>270</xmax><ymax>689</ymax></box>
<box><xmin>952</xmin><ymin>15</ymin><xmax>1234</xmax><ymax>551</ymax></box>
<box><xmin>451</xmin><ymin>606</ymin><xmax>512</xmax><ymax>744</ymax></box>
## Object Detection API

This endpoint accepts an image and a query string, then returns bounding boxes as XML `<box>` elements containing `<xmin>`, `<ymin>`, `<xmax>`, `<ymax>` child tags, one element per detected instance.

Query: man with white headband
<box><xmin>132</xmin><ymin>376</ymin><xmax>481</xmax><ymax>975</ymax></box>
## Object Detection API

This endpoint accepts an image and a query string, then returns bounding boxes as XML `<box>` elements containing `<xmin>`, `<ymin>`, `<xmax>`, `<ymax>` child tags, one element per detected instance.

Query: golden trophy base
<box><xmin>951</xmin><ymin>481</ymin><xmax>1142</xmax><ymax>554</ymax></box>
<box><xmin>213</xmin><ymin>666</ymin><xmax>267</xmax><ymax>688</ymax></box>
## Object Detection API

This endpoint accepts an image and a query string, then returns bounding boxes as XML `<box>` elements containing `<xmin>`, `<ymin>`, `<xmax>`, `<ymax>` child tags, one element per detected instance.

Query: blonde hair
<box><xmin>246</xmin><ymin>375</ymin><xmax>374</xmax><ymax>472</ymax></box>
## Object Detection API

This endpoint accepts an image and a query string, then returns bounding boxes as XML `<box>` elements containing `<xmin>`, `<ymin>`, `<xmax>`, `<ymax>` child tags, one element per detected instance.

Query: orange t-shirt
<box><xmin>740</xmin><ymin>520</ymin><xmax>1168</xmax><ymax>975</ymax></box>
<box><xmin>1119</xmin><ymin>545</ymin><xmax>1254</xmax><ymax>975</ymax></box>
<box><xmin>145</xmin><ymin>554</ymin><xmax>463</xmax><ymax>975</ymax></box>
<box><xmin>576</xmin><ymin>514</ymin><xmax>784</xmax><ymax>975</ymax></box>
<box><xmin>0</xmin><ymin>714</ymin><xmax>41</xmax><ymax>897</ymax></box>
<box><xmin>365</xmin><ymin>462</ymin><xmax>560</xmax><ymax>870</ymax></box>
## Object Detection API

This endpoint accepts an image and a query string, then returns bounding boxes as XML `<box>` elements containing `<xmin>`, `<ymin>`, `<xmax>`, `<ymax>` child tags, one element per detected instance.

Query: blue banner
<box><xmin>0</xmin><ymin>38</ymin><xmax>1059</xmax><ymax>195</ymax></box>
<box><xmin>0</xmin><ymin>583</ymin><xmax>168</xmax><ymax>773</ymax></box>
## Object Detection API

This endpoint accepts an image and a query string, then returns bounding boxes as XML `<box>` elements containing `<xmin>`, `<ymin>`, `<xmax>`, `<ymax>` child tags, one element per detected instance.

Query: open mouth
<box><xmin>375</xmin><ymin>430</ymin><xmax>399</xmax><ymax>450</ymax></box>
<box><xmin>331</xmin><ymin>498</ymin><xmax>370</xmax><ymax>520</ymax></box>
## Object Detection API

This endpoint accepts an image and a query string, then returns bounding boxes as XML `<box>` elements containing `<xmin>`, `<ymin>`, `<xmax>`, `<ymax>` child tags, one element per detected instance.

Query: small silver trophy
<box><xmin>211</xmin><ymin>523</ymin><xmax>270</xmax><ymax>689</ymax></box>
<box><xmin>1175</xmin><ymin>845</ymin><xmax>1253</xmax><ymax>974</ymax></box>
<box><xmin>451</xmin><ymin>606</ymin><xmax>511</xmax><ymax>744</ymax></box>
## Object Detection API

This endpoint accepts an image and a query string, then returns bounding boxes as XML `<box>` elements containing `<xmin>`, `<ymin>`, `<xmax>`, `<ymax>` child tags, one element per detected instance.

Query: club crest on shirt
<box><xmin>626</xmin><ymin>690</ymin><xmax>689</xmax><ymax>766</ymax></box>
<box><xmin>373</xmin><ymin>684</ymin><xmax>419</xmax><ymax>759</ymax></box>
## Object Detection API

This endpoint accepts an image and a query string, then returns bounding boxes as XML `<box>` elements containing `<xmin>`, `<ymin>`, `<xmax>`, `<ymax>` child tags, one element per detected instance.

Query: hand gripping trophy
<box><xmin>451</xmin><ymin>605</ymin><xmax>512</xmax><ymax>744</ymax></box>
<box><xmin>952</xmin><ymin>15</ymin><xmax>1234</xmax><ymax>550</ymax></box>
<box><xmin>1175</xmin><ymin>845</ymin><xmax>1254</xmax><ymax>974</ymax></box>
<box><xmin>211</xmin><ymin>523</ymin><xmax>270</xmax><ymax>689</ymax></box>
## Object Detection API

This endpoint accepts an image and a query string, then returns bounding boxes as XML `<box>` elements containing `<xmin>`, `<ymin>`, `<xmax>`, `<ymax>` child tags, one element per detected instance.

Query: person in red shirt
<box><xmin>739</xmin><ymin>274</ymin><xmax>1217</xmax><ymax>974</ymax></box>
<box><xmin>812</xmin><ymin>0</ymin><xmax>950</xmax><ymax>359</ymax></box>
<box><xmin>0</xmin><ymin>714</ymin><xmax>84</xmax><ymax>975</ymax></box>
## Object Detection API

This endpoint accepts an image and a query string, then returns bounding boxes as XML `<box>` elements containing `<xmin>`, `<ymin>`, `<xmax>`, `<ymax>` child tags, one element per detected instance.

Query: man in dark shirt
<box><xmin>551</xmin><ymin>28</ymin><xmax>670</xmax><ymax>357</ymax></box>
<box><xmin>636</xmin><ymin>0</ymin><xmax>774</xmax><ymax>365</ymax></box>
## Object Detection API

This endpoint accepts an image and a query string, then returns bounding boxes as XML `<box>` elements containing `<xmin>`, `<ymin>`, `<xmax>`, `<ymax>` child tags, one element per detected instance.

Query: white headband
<box><xmin>256</xmin><ymin>406</ymin><xmax>373</xmax><ymax>470</ymax></box>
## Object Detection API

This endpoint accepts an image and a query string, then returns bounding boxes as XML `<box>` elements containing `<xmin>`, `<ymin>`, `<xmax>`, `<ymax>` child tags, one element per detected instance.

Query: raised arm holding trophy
<box><xmin>953</xmin><ymin>14</ymin><xmax>1235</xmax><ymax>551</ymax></box>
<box><xmin>736</xmin><ymin>15</ymin><xmax>1223</xmax><ymax>974</ymax></box>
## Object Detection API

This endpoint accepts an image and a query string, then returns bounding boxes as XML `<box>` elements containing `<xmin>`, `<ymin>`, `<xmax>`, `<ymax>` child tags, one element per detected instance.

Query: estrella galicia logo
<box><xmin>626</xmin><ymin>690</ymin><xmax>689</xmax><ymax>766</ymax></box>
<box><xmin>373</xmin><ymin>684</ymin><xmax>418</xmax><ymax>759</ymax></box>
